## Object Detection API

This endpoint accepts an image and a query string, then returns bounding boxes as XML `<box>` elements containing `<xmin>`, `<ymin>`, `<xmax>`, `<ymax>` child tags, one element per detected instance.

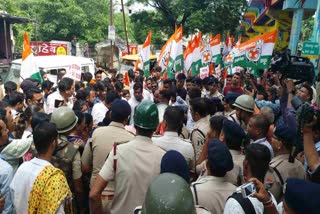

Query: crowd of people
<box><xmin>0</xmin><ymin>63</ymin><xmax>320</xmax><ymax>214</ymax></box>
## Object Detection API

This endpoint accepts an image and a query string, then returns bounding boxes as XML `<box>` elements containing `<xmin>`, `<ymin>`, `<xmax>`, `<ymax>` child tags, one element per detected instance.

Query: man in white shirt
<box><xmin>247</xmin><ymin>114</ymin><xmax>274</xmax><ymax>158</ymax></box>
<box><xmin>224</xmin><ymin>144</ymin><xmax>278</xmax><ymax>214</ymax></box>
<box><xmin>128</xmin><ymin>82</ymin><xmax>144</xmax><ymax>125</ymax></box>
<box><xmin>8</xmin><ymin>92</ymin><xmax>24</xmax><ymax>120</ymax></box>
<box><xmin>153</xmin><ymin>106</ymin><xmax>195</xmax><ymax>171</ymax></box>
<box><xmin>46</xmin><ymin>77</ymin><xmax>75</xmax><ymax>114</ymax></box>
<box><xmin>91</xmin><ymin>91</ymin><xmax>120</xmax><ymax>126</ymax></box>
<box><xmin>10</xmin><ymin>122</ymin><xmax>71</xmax><ymax>213</ymax></box>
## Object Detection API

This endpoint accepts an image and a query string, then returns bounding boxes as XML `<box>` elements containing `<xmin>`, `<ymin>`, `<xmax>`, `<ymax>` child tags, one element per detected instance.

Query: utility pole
<box><xmin>110</xmin><ymin>0</ymin><xmax>114</xmax><ymax>68</ymax></box>
<box><xmin>120</xmin><ymin>0</ymin><xmax>130</xmax><ymax>55</ymax></box>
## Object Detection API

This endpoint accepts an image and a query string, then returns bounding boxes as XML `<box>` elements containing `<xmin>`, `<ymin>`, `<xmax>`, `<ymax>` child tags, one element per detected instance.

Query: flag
<box><xmin>222</xmin><ymin>32</ymin><xmax>230</xmax><ymax>55</ymax></box>
<box><xmin>167</xmin><ymin>26</ymin><xmax>184</xmax><ymax>78</ymax></box>
<box><xmin>21</xmin><ymin>32</ymin><xmax>41</xmax><ymax>82</ymax></box>
<box><xmin>135</xmin><ymin>31</ymin><xmax>152</xmax><ymax>77</ymax></box>
<box><xmin>191</xmin><ymin>33</ymin><xmax>202</xmax><ymax>76</ymax></box>
<box><xmin>158</xmin><ymin>39</ymin><xmax>173</xmax><ymax>74</ymax></box>
<box><xmin>232</xmin><ymin>30</ymin><xmax>278</xmax><ymax>76</ymax></box>
<box><xmin>210</xmin><ymin>34</ymin><xmax>221</xmax><ymax>65</ymax></box>
<box><xmin>201</xmin><ymin>43</ymin><xmax>211</xmax><ymax>66</ymax></box>
<box><xmin>184</xmin><ymin>41</ymin><xmax>193</xmax><ymax>73</ymax></box>
<box><xmin>235</xmin><ymin>36</ymin><xmax>241</xmax><ymax>48</ymax></box>
<box><xmin>124</xmin><ymin>71</ymin><xmax>130</xmax><ymax>87</ymax></box>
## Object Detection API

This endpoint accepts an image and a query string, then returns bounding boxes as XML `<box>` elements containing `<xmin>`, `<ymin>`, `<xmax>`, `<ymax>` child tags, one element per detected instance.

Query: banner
<box><xmin>200</xmin><ymin>66</ymin><xmax>209</xmax><ymax>79</ymax></box>
<box><xmin>66</xmin><ymin>64</ymin><xmax>82</xmax><ymax>81</ymax></box>
<box><xmin>30</xmin><ymin>42</ymin><xmax>67</xmax><ymax>56</ymax></box>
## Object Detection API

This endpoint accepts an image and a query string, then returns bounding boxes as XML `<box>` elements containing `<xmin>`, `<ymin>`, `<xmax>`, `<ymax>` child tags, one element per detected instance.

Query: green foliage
<box><xmin>114</xmin><ymin>13</ymin><xmax>136</xmax><ymax>44</ymax></box>
<box><xmin>7</xmin><ymin>0</ymin><xmax>136</xmax><ymax>49</ymax></box>
<box><xmin>128</xmin><ymin>0</ymin><xmax>247</xmax><ymax>38</ymax></box>
<box><xmin>301</xmin><ymin>16</ymin><xmax>314</xmax><ymax>41</ymax></box>
<box><xmin>130</xmin><ymin>11</ymin><xmax>169</xmax><ymax>45</ymax></box>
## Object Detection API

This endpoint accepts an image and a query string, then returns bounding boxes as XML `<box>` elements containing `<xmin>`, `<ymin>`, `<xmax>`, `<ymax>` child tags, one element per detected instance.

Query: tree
<box><xmin>114</xmin><ymin>13</ymin><xmax>136</xmax><ymax>44</ymax></box>
<box><xmin>9</xmin><ymin>0</ymin><xmax>135</xmax><ymax>47</ymax></box>
<box><xmin>130</xmin><ymin>11</ymin><xmax>169</xmax><ymax>45</ymax></box>
<box><xmin>301</xmin><ymin>16</ymin><xmax>314</xmax><ymax>41</ymax></box>
<box><xmin>127</xmin><ymin>0</ymin><xmax>247</xmax><ymax>36</ymax></box>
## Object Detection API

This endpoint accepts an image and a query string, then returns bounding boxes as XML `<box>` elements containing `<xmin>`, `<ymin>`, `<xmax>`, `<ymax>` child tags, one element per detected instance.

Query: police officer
<box><xmin>220</xmin><ymin>120</ymin><xmax>247</xmax><ymax>186</ymax></box>
<box><xmin>82</xmin><ymin>99</ymin><xmax>134</xmax><ymax>213</ymax></box>
<box><xmin>50</xmin><ymin>106</ymin><xmax>85</xmax><ymax>213</ymax></box>
<box><xmin>191</xmin><ymin>139</ymin><xmax>236</xmax><ymax>214</ymax></box>
<box><xmin>134</xmin><ymin>173</ymin><xmax>210</xmax><ymax>214</ymax></box>
<box><xmin>189</xmin><ymin>98</ymin><xmax>210</xmax><ymax>163</ymax></box>
<box><xmin>229</xmin><ymin>94</ymin><xmax>254</xmax><ymax>130</ymax></box>
<box><xmin>90</xmin><ymin>100</ymin><xmax>165</xmax><ymax>214</ymax></box>
<box><xmin>265</xmin><ymin>124</ymin><xmax>305</xmax><ymax>202</ymax></box>
<box><xmin>281</xmin><ymin>178</ymin><xmax>320</xmax><ymax>214</ymax></box>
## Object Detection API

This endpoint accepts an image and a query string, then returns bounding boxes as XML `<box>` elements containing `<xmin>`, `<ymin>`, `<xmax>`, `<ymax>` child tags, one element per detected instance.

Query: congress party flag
<box><xmin>190</xmin><ymin>33</ymin><xmax>202</xmax><ymax>76</ymax></box>
<box><xmin>210</xmin><ymin>34</ymin><xmax>221</xmax><ymax>65</ymax></box>
<box><xmin>232</xmin><ymin>30</ymin><xmax>278</xmax><ymax>73</ymax></box>
<box><xmin>167</xmin><ymin>26</ymin><xmax>184</xmax><ymax>78</ymax></box>
<box><xmin>184</xmin><ymin>41</ymin><xmax>193</xmax><ymax>73</ymax></box>
<box><xmin>20</xmin><ymin>32</ymin><xmax>41</xmax><ymax>83</ymax></box>
<box><xmin>135</xmin><ymin>31</ymin><xmax>152</xmax><ymax>77</ymax></box>
<box><xmin>158</xmin><ymin>33</ymin><xmax>174</xmax><ymax>73</ymax></box>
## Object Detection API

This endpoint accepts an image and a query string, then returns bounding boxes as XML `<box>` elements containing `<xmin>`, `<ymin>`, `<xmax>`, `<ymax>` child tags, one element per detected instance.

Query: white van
<box><xmin>7</xmin><ymin>55</ymin><xmax>95</xmax><ymax>84</ymax></box>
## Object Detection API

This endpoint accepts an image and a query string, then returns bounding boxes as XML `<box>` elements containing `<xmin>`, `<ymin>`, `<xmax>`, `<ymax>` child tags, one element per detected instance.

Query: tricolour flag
<box><xmin>158</xmin><ymin>33</ymin><xmax>174</xmax><ymax>73</ymax></box>
<box><xmin>184</xmin><ymin>41</ymin><xmax>193</xmax><ymax>74</ymax></box>
<box><xmin>232</xmin><ymin>30</ymin><xmax>278</xmax><ymax>75</ymax></box>
<box><xmin>135</xmin><ymin>31</ymin><xmax>152</xmax><ymax>77</ymax></box>
<box><xmin>210</xmin><ymin>34</ymin><xmax>221</xmax><ymax>65</ymax></box>
<box><xmin>222</xmin><ymin>32</ymin><xmax>230</xmax><ymax>55</ymax></box>
<box><xmin>21</xmin><ymin>32</ymin><xmax>41</xmax><ymax>82</ymax></box>
<box><xmin>191</xmin><ymin>33</ymin><xmax>202</xmax><ymax>77</ymax></box>
<box><xmin>167</xmin><ymin>26</ymin><xmax>183</xmax><ymax>78</ymax></box>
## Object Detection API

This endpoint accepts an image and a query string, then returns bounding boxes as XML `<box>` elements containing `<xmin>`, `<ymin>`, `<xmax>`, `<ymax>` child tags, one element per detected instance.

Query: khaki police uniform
<box><xmin>99</xmin><ymin>135</ymin><xmax>165</xmax><ymax>214</ymax></box>
<box><xmin>227</xmin><ymin>111</ymin><xmax>247</xmax><ymax>132</ymax></box>
<box><xmin>225</xmin><ymin>150</ymin><xmax>245</xmax><ymax>186</ymax></box>
<box><xmin>191</xmin><ymin>115</ymin><xmax>210</xmax><ymax>162</ymax></box>
<box><xmin>53</xmin><ymin>135</ymin><xmax>82</xmax><ymax>181</ymax></box>
<box><xmin>82</xmin><ymin>122</ymin><xmax>134</xmax><ymax>212</ymax></box>
<box><xmin>191</xmin><ymin>176</ymin><xmax>236</xmax><ymax>214</ymax></box>
<box><xmin>265</xmin><ymin>154</ymin><xmax>306</xmax><ymax>202</ymax></box>
<box><xmin>180</xmin><ymin>124</ymin><xmax>190</xmax><ymax>139</ymax></box>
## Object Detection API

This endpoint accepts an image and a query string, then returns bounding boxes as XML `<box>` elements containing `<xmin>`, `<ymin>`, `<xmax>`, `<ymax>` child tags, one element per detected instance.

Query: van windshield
<box><xmin>6</xmin><ymin>63</ymin><xmax>21</xmax><ymax>84</ymax></box>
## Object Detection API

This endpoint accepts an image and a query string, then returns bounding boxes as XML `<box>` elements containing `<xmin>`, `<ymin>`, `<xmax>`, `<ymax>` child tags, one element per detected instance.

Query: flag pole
<box><xmin>110</xmin><ymin>0</ymin><xmax>114</xmax><ymax>68</ymax></box>
<box><xmin>121</xmin><ymin>0</ymin><xmax>130</xmax><ymax>55</ymax></box>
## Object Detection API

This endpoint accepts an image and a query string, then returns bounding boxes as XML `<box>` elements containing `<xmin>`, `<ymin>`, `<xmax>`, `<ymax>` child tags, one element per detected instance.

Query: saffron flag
<box><xmin>232</xmin><ymin>30</ymin><xmax>278</xmax><ymax>74</ymax></box>
<box><xmin>21</xmin><ymin>32</ymin><xmax>41</xmax><ymax>83</ymax></box>
<box><xmin>135</xmin><ymin>31</ymin><xmax>152</xmax><ymax>77</ymax></box>
<box><xmin>167</xmin><ymin>26</ymin><xmax>184</xmax><ymax>78</ymax></box>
